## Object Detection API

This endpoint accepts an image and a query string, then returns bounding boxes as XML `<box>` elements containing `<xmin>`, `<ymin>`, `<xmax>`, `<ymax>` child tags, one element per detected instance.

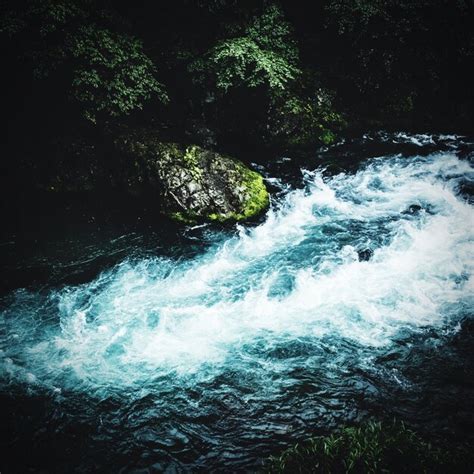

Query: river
<box><xmin>1</xmin><ymin>132</ymin><xmax>473</xmax><ymax>472</ymax></box>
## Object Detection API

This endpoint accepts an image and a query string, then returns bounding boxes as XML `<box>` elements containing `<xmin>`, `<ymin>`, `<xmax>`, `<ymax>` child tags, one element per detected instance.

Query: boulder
<box><xmin>114</xmin><ymin>131</ymin><xmax>269</xmax><ymax>223</ymax></box>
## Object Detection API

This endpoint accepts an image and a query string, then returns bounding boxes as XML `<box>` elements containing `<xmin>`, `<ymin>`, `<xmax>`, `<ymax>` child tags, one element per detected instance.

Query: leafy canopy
<box><xmin>68</xmin><ymin>25</ymin><xmax>168</xmax><ymax>123</ymax></box>
<box><xmin>1</xmin><ymin>0</ymin><xmax>168</xmax><ymax>123</ymax></box>
<box><xmin>192</xmin><ymin>4</ymin><xmax>300</xmax><ymax>93</ymax></box>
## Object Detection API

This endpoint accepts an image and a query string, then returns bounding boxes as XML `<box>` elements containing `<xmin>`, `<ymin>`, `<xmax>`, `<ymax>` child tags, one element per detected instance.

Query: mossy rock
<box><xmin>114</xmin><ymin>130</ymin><xmax>269</xmax><ymax>223</ymax></box>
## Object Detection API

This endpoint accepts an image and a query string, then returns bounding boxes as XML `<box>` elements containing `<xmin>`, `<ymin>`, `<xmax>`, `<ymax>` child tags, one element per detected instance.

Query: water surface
<box><xmin>1</xmin><ymin>133</ymin><xmax>473</xmax><ymax>472</ymax></box>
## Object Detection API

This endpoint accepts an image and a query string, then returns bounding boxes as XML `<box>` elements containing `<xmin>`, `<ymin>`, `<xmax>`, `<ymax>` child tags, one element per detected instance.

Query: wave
<box><xmin>1</xmin><ymin>151</ymin><xmax>473</xmax><ymax>393</ymax></box>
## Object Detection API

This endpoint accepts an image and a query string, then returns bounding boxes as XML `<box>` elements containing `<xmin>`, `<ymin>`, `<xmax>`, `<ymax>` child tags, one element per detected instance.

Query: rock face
<box><xmin>114</xmin><ymin>131</ymin><xmax>269</xmax><ymax>223</ymax></box>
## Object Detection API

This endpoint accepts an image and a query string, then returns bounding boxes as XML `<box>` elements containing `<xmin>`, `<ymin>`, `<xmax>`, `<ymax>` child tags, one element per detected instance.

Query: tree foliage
<box><xmin>2</xmin><ymin>0</ymin><xmax>472</xmax><ymax>152</ymax></box>
<box><xmin>1</xmin><ymin>0</ymin><xmax>168</xmax><ymax>124</ymax></box>
<box><xmin>191</xmin><ymin>4</ymin><xmax>300</xmax><ymax>94</ymax></box>
<box><xmin>269</xmin><ymin>85</ymin><xmax>345</xmax><ymax>146</ymax></box>
<box><xmin>68</xmin><ymin>26</ymin><xmax>168</xmax><ymax>123</ymax></box>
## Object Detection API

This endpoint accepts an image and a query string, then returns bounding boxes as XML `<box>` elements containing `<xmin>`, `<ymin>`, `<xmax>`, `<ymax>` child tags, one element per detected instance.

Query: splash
<box><xmin>1</xmin><ymin>152</ymin><xmax>473</xmax><ymax>392</ymax></box>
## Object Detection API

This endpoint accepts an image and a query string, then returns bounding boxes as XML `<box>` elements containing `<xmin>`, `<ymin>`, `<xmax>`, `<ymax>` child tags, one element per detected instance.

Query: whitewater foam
<box><xmin>1</xmin><ymin>152</ymin><xmax>473</xmax><ymax>391</ymax></box>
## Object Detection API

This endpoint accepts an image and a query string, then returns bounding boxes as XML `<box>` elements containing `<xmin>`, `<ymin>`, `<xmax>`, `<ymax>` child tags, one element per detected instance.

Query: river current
<box><xmin>1</xmin><ymin>133</ymin><xmax>473</xmax><ymax>472</ymax></box>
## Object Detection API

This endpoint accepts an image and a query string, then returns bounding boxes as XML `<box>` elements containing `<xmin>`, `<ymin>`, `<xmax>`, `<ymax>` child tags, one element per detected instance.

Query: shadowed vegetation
<box><xmin>264</xmin><ymin>420</ymin><xmax>473</xmax><ymax>473</ymax></box>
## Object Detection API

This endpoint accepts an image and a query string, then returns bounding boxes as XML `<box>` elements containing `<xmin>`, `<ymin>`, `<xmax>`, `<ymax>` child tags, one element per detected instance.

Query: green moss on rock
<box><xmin>183</xmin><ymin>146</ymin><xmax>204</xmax><ymax>181</ymax></box>
<box><xmin>228</xmin><ymin>164</ymin><xmax>269</xmax><ymax>220</ymax></box>
<box><xmin>115</xmin><ymin>130</ymin><xmax>269</xmax><ymax>224</ymax></box>
<box><xmin>169</xmin><ymin>211</ymin><xmax>200</xmax><ymax>224</ymax></box>
<box><xmin>169</xmin><ymin>165</ymin><xmax>269</xmax><ymax>224</ymax></box>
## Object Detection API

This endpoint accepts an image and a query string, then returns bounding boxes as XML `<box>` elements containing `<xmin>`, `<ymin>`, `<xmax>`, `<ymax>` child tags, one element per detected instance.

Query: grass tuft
<box><xmin>263</xmin><ymin>420</ymin><xmax>473</xmax><ymax>473</ymax></box>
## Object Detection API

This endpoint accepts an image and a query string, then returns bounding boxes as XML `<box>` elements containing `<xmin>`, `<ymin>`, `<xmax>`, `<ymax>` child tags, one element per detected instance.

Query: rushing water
<box><xmin>1</xmin><ymin>133</ymin><xmax>474</xmax><ymax>472</ymax></box>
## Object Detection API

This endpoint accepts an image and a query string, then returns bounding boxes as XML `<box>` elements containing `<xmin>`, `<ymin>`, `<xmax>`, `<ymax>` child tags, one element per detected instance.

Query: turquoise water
<box><xmin>1</xmin><ymin>133</ymin><xmax>473</xmax><ymax>471</ymax></box>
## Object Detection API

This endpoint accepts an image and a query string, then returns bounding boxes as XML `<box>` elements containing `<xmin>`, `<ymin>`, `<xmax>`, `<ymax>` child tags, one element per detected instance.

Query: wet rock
<box><xmin>114</xmin><ymin>130</ymin><xmax>269</xmax><ymax>223</ymax></box>
<box><xmin>358</xmin><ymin>248</ymin><xmax>373</xmax><ymax>262</ymax></box>
<box><xmin>402</xmin><ymin>204</ymin><xmax>435</xmax><ymax>216</ymax></box>
<box><xmin>405</xmin><ymin>204</ymin><xmax>423</xmax><ymax>214</ymax></box>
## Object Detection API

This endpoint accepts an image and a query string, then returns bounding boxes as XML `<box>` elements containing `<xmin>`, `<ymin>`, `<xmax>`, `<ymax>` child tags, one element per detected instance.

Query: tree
<box><xmin>190</xmin><ymin>4</ymin><xmax>300</xmax><ymax>96</ymax></box>
<box><xmin>1</xmin><ymin>0</ymin><xmax>168</xmax><ymax>124</ymax></box>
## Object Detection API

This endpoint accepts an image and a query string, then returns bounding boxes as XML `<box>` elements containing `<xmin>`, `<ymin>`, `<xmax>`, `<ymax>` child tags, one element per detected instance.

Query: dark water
<box><xmin>1</xmin><ymin>132</ymin><xmax>474</xmax><ymax>472</ymax></box>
